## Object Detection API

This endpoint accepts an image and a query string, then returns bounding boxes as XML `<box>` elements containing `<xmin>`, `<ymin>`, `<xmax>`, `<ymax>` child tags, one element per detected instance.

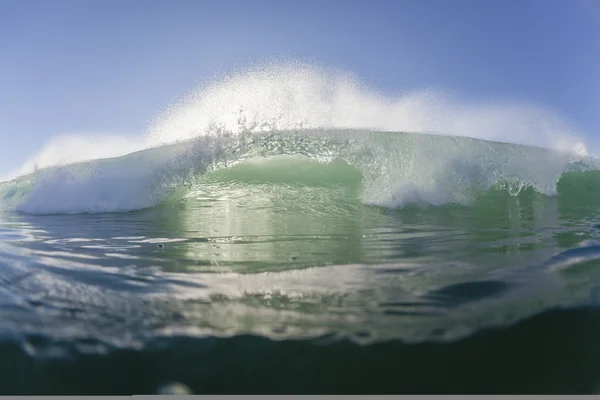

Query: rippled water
<box><xmin>2</xmin><ymin>152</ymin><xmax>600</xmax><ymax>393</ymax></box>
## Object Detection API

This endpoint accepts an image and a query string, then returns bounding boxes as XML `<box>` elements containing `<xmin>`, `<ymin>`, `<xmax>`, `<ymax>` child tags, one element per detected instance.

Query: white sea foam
<box><xmin>0</xmin><ymin>62</ymin><xmax>592</xmax><ymax>214</ymax></box>
<box><xmin>146</xmin><ymin>62</ymin><xmax>587</xmax><ymax>155</ymax></box>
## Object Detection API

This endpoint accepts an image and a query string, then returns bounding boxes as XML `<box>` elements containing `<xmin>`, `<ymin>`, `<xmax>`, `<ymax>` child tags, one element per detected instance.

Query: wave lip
<box><xmin>0</xmin><ymin>129</ymin><xmax>597</xmax><ymax>215</ymax></box>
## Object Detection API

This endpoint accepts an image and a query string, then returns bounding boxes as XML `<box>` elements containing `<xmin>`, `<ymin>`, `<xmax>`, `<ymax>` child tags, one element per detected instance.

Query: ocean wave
<box><xmin>0</xmin><ymin>129</ymin><xmax>597</xmax><ymax>215</ymax></box>
<box><xmin>1</xmin><ymin>62</ymin><xmax>594</xmax><ymax>215</ymax></box>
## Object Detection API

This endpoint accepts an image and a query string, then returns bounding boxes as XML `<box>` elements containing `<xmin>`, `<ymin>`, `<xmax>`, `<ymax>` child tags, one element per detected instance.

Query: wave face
<box><xmin>0</xmin><ymin>129</ymin><xmax>596</xmax><ymax>215</ymax></box>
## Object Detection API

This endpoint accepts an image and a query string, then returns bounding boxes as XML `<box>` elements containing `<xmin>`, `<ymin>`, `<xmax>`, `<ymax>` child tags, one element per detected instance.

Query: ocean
<box><xmin>1</xmin><ymin>66</ymin><xmax>599</xmax><ymax>394</ymax></box>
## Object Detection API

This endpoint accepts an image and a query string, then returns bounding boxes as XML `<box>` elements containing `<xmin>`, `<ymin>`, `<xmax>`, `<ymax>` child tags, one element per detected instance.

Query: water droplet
<box><xmin>157</xmin><ymin>382</ymin><xmax>192</xmax><ymax>395</ymax></box>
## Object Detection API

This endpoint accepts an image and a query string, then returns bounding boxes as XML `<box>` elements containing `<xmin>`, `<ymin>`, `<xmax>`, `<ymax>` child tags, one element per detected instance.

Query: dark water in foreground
<box><xmin>3</xmin><ymin>308</ymin><xmax>600</xmax><ymax>394</ymax></box>
<box><xmin>3</xmin><ymin>133</ymin><xmax>600</xmax><ymax>393</ymax></box>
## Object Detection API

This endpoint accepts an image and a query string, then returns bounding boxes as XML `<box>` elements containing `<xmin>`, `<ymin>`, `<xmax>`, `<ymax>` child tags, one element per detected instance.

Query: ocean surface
<box><xmin>2</xmin><ymin>63</ymin><xmax>600</xmax><ymax>394</ymax></box>
<box><xmin>2</xmin><ymin>127</ymin><xmax>600</xmax><ymax>394</ymax></box>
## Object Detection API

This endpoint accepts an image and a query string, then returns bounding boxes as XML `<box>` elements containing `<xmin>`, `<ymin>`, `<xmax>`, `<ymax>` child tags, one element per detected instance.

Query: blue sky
<box><xmin>1</xmin><ymin>0</ymin><xmax>599</xmax><ymax>175</ymax></box>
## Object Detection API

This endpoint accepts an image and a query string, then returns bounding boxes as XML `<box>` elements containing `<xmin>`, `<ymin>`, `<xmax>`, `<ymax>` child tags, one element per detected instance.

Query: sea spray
<box><xmin>6</xmin><ymin>61</ymin><xmax>588</xmax><ymax>183</ymax></box>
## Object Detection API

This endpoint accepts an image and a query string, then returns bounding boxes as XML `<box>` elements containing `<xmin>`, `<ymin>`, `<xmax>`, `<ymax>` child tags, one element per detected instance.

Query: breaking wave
<box><xmin>0</xmin><ymin>62</ymin><xmax>594</xmax><ymax>215</ymax></box>
<box><xmin>0</xmin><ymin>129</ymin><xmax>597</xmax><ymax>215</ymax></box>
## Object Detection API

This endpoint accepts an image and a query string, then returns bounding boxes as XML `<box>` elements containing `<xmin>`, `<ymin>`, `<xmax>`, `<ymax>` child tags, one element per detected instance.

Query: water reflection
<box><xmin>1</xmin><ymin>158</ymin><xmax>600</xmax><ymax>342</ymax></box>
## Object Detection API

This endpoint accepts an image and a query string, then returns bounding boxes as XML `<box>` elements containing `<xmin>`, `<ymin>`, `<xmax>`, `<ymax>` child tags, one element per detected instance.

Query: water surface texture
<box><xmin>2</xmin><ymin>66</ymin><xmax>600</xmax><ymax>394</ymax></box>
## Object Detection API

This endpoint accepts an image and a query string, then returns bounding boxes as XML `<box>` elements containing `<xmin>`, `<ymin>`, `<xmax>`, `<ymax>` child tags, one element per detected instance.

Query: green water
<box><xmin>3</xmin><ymin>131</ymin><xmax>600</xmax><ymax>393</ymax></box>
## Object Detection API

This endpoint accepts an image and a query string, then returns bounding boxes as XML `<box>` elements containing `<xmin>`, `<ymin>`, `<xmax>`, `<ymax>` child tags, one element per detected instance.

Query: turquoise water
<box><xmin>2</xmin><ymin>129</ymin><xmax>600</xmax><ymax>393</ymax></box>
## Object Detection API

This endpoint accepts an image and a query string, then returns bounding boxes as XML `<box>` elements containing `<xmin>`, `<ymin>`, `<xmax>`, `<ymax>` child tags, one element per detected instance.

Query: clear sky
<box><xmin>1</xmin><ymin>0</ymin><xmax>599</xmax><ymax>175</ymax></box>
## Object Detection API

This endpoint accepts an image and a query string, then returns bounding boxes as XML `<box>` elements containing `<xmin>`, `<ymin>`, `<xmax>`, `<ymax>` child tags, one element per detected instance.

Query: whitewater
<box><xmin>0</xmin><ymin>63</ymin><xmax>593</xmax><ymax>214</ymax></box>
<box><xmin>2</xmin><ymin>63</ymin><xmax>600</xmax><ymax>394</ymax></box>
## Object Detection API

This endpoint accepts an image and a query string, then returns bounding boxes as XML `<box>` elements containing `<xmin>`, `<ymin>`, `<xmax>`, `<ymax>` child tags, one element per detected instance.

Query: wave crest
<box><xmin>0</xmin><ymin>129</ymin><xmax>596</xmax><ymax>215</ymax></box>
<box><xmin>0</xmin><ymin>62</ymin><xmax>594</xmax><ymax>214</ymax></box>
<box><xmin>146</xmin><ymin>62</ymin><xmax>587</xmax><ymax>156</ymax></box>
